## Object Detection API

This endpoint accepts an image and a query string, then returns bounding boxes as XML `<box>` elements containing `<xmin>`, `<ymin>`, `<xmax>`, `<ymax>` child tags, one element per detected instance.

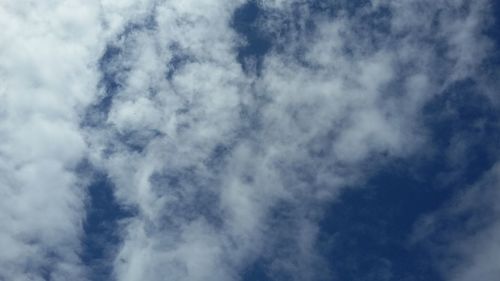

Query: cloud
<box><xmin>86</xmin><ymin>0</ymin><xmax>495</xmax><ymax>280</ymax></box>
<box><xmin>0</xmin><ymin>1</ymin><xmax>105</xmax><ymax>280</ymax></box>
<box><xmin>0</xmin><ymin>0</ymin><xmax>496</xmax><ymax>280</ymax></box>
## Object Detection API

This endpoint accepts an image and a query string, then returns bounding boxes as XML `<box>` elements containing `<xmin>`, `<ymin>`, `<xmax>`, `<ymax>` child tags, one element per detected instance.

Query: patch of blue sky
<box><xmin>231</xmin><ymin>1</ymin><xmax>272</xmax><ymax>75</ymax></box>
<box><xmin>79</xmin><ymin>162</ymin><xmax>136</xmax><ymax>281</ymax></box>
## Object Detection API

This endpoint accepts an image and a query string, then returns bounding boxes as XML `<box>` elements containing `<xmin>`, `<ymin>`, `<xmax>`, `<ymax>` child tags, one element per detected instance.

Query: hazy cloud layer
<box><xmin>0</xmin><ymin>0</ymin><xmax>498</xmax><ymax>281</ymax></box>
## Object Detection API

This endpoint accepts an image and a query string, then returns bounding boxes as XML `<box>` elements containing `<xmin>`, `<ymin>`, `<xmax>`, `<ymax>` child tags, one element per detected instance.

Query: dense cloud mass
<box><xmin>0</xmin><ymin>0</ymin><xmax>498</xmax><ymax>281</ymax></box>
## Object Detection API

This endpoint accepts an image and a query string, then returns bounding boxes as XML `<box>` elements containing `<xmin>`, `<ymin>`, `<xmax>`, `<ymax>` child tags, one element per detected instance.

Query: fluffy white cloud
<box><xmin>0</xmin><ymin>1</ymin><xmax>105</xmax><ymax>280</ymax></box>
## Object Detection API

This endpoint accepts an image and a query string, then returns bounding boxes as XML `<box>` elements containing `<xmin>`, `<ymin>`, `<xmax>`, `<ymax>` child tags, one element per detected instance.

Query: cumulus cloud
<box><xmin>0</xmin><ymin>0</ymin><xmax>496</xmax><ymax>280</ymax></box>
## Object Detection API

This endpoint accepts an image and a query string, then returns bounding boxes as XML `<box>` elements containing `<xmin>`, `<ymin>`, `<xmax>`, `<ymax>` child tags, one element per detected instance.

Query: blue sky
<box><xmin>1</xmin><ymin>1</ymin><xmax>500</xmax><ymax>281</ymax></box>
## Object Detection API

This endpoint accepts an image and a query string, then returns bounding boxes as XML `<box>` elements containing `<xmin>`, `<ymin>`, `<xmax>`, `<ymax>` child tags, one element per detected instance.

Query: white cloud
<box><xmin>0</xmin><ymin>0</ymin><xmax>105</xmax><ymax>280</ymax></box>
<box><xmin>89</xmin><ymin>0</ymin><xmax>493</xmax><ymax>280</ymax></box>
<box><xmin>0</xmin><ymin>0</ymin><xmax>495</xmax><ymax>280</ymax></box>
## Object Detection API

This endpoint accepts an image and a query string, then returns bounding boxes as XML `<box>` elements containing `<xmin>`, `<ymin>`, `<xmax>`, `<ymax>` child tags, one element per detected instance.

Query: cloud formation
<box><xmin>0</xmin><ymin>1</ymin><xmax>104</xmax><ymax>280</ymax></box>
<box><xmin>0</xmin><ymin>0</ymin><xmax>497</xmax><ymax>281</ymax></box>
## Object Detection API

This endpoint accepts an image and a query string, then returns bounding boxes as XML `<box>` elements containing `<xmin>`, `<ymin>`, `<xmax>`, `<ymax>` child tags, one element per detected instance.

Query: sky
<box><xmin>1</xmin><ymin>1</ymin><xmax>500</xmax><ymax>281</ymax></box>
